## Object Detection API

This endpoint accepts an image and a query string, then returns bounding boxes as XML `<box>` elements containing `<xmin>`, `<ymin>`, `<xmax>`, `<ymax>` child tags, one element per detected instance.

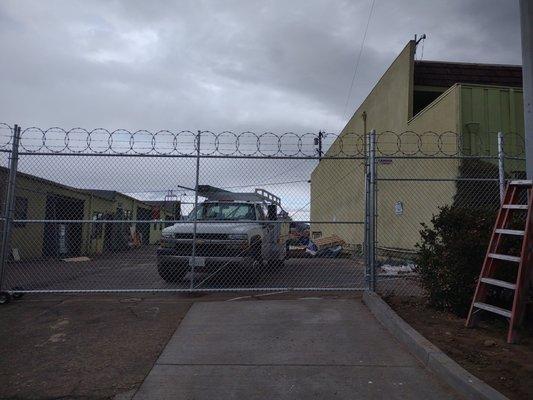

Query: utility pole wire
<box><xmin>342</xmin><ymin>0</ymin><xmax>377</xmax><ymax>119</ymax></box>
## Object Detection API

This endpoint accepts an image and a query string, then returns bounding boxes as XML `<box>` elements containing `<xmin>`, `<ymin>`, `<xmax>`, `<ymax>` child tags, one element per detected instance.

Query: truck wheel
<box><xmin>267</xmin><ymin>258</ymin><xmax>284</xmax><ymax>274</ymax></box>
<box><xmin>11</xmin><ymin>286</ymin><xmax>24</xmax><ymax>299</ymax></box>
<box><xmin>250</xmin><ymin>240</ymin><xmax>263</xmax><ymax>269</ymax></box>
<box><xmin>242</xmin><ymin>239</ymin><xmax>262</xmax><ymax>284</ymax></box>
<box><xmin>158</xmin><ymin>261</ymin><xmax>187</xmax><ymax>283</ymax></box>
<box><xmin>0</xmin><ymin>292</ymin><xmax>11</xmax><ymax>305</ymax></box>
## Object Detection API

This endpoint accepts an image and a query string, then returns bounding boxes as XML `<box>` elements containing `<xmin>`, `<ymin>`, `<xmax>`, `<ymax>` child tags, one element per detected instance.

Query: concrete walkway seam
<box><xmin>362</xmin><ymin>291</ymin><xmax>509</xmax><ymax>400</ymax></box>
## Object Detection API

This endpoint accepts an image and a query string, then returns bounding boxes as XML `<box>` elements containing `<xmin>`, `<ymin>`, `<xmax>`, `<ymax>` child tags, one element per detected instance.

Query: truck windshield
<box><xmin>189</xmin><ymin>203</ymin><xmax>256</xmax><ymax>221</ymax></box>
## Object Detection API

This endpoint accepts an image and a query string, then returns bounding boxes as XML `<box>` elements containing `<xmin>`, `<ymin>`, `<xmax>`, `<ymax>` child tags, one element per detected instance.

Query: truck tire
<box><xmin>250</xmin><ymin>238</ymin><xmax>263</xmax><ymax>269</ymax></box>
<box><xmin>240</xmin><ymin>238</ymin><xmax>262</xmax><ymax>284</ymax></box>
<box><xmin>0</xmin><ymin>292</ymin><xmax>11</xmax><ymax>305</ymax></box>
<box><xmin>268</xmin><ymin>258</ymin><xmax>284</xmax><ymax>272</ymax></box>
<box><xmin>158</xmin><ymin>260</ymin><xmax>187</xmax><ymax>283</ymax></box>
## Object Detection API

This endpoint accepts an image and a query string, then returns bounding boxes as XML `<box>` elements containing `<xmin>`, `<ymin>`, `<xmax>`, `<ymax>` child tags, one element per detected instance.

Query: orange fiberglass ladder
<box><xmin>466</xmin><ymin>180</ymin><xmax>532</xmax><ymax>343</ymax></box>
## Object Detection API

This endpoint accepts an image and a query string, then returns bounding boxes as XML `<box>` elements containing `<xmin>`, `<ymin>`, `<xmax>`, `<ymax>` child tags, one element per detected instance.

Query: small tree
<box><xmin>416</xmin><ymin>206</ymin><xmax>495</xmax><ymax>316</ymax></box>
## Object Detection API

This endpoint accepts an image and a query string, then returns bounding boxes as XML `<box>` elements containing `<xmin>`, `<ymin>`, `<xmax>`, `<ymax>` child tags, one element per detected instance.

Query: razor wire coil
<box><xmin>0</xmin><ymin>124</ymin><xmax>526</xmax><ymax>158</ymax></box>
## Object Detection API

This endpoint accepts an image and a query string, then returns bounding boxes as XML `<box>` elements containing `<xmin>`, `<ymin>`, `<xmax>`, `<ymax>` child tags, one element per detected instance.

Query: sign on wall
<box><xmin>394</xmin><ymin>201</ymin><xmax>404</xmax><ymax>215</ymax></box>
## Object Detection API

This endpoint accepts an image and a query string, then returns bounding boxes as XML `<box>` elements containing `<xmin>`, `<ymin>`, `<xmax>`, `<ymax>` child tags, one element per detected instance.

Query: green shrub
<box><xmin>416</xmin><ymin>206</ymin><xmax>495</xmax><ymax>316</ymax></box>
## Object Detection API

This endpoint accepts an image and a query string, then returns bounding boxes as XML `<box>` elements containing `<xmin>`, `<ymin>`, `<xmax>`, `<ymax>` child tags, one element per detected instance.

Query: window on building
<box><xmin>14</xmin><ymin>196</ymin><xmax>28</xmax><ymax>227</ymax></box>
<box><xmin>412</xmin><ymin>89</ymin><xmax>446</xmax><ymax>117</ymax></box>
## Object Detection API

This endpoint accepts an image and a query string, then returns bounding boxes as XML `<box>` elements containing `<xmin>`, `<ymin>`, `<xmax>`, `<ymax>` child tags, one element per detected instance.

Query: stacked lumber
<box><xmin>312</xmin><ymin>235</ymin><xmax>345</xmax><ymax>250</ymax></box>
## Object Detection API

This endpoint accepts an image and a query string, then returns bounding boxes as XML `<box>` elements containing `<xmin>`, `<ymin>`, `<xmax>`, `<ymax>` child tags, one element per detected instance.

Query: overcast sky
<box><xmin>0</xmin><ymin>0</ymin><xmax>522</xmax><ymax>132</ymax></box>
<box><xmin>0</xmin><ymin>0</ymin><xmax>524</xmax><ymax>219</ymax></box>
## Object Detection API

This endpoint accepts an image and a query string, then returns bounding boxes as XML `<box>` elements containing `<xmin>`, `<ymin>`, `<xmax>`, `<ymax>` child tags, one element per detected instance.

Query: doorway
<box><xmin>43</xmin><ymin>194</ymin><xmax>85</xmax><ymax>258</ymax></box>
<box><xmin>136</xmin><ymin>206</ymin><xmax>151</xmax><ymax>245</ymax></box>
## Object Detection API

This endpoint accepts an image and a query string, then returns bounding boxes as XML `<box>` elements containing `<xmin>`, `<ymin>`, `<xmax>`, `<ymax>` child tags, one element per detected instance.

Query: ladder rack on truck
<box><xmin>195</xmin><ymin>185</ymin><xmax>282</xmax><ymax>207</ymax></box>
<box><xmin>254</xmin><ymin>189</ymin><xmax>281</xmax><ymax>207</ymax></box>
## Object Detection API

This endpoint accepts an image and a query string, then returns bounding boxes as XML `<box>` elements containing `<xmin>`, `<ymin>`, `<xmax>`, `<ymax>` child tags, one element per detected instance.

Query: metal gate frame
<box><xmin>0</xmin><ymin>124</ymin><xmax>370</xmax><ymax>295</ymax></box>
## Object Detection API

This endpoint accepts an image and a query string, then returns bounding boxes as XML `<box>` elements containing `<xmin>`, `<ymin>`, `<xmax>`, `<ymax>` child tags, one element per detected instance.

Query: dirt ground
<box><xmin>0</xmin><ymin>291</ymin><xmax>360</xmax><ymax>400</ymax></box>
<box><xmin>386</xmin><ymin>297</ymin><xmax>533</xmax><ymax>400</ymax></box>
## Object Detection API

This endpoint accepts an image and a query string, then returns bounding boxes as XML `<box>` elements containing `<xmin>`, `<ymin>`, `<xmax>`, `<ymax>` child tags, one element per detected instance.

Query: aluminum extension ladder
<box><xmin>465</xmin><ymin>180</ymin><xmax>532</xmax><ymax>343</ymax></box>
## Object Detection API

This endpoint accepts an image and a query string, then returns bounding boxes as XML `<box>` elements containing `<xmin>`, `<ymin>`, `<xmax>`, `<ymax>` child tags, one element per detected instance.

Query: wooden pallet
<box><xmin>313</xmin><ymin>235</ymin><xmax>346</xmax><ymax>250</ymax></box>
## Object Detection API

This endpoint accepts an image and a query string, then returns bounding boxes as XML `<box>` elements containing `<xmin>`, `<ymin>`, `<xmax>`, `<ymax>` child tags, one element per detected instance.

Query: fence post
<box><xmin>497</xmin><ymin>132</ymin><xmax>506</xmax><ymax>204</ymax></box>
<box><xmin>368</xmin><ymin>129</ymin><xmax>377</xmax><ymax>291</ymax></box>
<box><xmin>318</xmin><ymin>130</ymin><xmax>323</xmax><ymax>161</ymax></box>
<box><xmin>189</xmin><ymin>130</ymin><xmax>201</xmax><ymax>291</ymax></box>
<box><xmin>364</xmin><ymin>132</ymin><xmax>370</xmax><ymax>287</ymax></box>
<box><xmin>0</xmin><ymin>124</ymin><xmax>21</xmax><ymax>294</ymax></box>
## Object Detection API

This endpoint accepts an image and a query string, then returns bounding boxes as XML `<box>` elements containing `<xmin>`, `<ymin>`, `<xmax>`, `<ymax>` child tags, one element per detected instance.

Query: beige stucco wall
<box><xmin>310</xmin><ymin>42</ymin><xmax>464</xmax><ymax>250</ymax></box>
<box><xmin>310</xmin><ymin>41</ymin><xmax>417</xmax><ymax>248</ymax></box>
<box><xmin>376</xmin><ymin>85</ymin><xmax>460</xmax><ymax>249</ymax></box>
<box><xmin>7</xmin><ymin>178</ymin><xmax>47</xmax><ymax>260</ymax></box>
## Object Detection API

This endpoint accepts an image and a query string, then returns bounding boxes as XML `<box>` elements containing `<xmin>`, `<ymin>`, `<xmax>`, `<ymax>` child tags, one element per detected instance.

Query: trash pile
<box><xmin>378</xmin><ymin>263</ymin><xmax>417</xmax><ymax>276</ymax></box>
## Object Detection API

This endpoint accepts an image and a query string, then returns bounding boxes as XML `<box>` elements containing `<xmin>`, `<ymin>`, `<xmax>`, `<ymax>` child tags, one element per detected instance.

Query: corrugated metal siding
<box><xmin>460</xmin><ymin>85</ymin><xmax>524</xmax><ymax>157</ymax></box>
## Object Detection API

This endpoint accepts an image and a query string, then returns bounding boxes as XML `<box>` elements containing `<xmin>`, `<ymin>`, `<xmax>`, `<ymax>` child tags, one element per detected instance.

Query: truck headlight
<box><xmin>227</xmin><ymin>234</ymin><xmax>247</xmax><ymax>240</ymax></box>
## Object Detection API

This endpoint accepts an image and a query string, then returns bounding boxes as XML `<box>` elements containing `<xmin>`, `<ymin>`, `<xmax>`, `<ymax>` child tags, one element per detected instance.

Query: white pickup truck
<box><xmin>157</xmin><ymin>187</ymin><xmax>289</xmax><ymax>282</ymax></box>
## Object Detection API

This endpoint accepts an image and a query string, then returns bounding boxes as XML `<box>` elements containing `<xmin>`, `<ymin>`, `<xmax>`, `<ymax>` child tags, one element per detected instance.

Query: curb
<box><xmin>362</xmin><ymin>291</ymin><xmax>509</xmax><ymax>400</ymax></box>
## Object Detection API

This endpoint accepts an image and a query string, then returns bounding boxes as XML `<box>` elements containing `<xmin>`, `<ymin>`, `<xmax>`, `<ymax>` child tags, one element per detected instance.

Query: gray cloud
<box><xmin>1</xmin><ymin>0</ymin><xmax>521</xmax><ymax>131</ymax></box>
<box><xmin>0</xmin><ymin>0</ymin><xmax>523</xmax><ymax>218</ymax></box>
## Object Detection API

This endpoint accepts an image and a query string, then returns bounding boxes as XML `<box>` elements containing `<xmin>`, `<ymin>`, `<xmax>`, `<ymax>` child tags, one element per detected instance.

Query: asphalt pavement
<box><xmin>4</xmin><ymin>246</ymin><xmax>368</xmax><ymax>291</ymax></box>
<box><xmin>4</xmin><ymin>246</ymin><xmax>421</xmax><ymax>296</ymax></box>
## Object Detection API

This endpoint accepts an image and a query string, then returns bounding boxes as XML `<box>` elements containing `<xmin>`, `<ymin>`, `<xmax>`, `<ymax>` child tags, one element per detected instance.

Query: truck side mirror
<box><xmin>267</xmin><ymin>204</ymin><xmax>277</xmax><ymax>220</ymax></box>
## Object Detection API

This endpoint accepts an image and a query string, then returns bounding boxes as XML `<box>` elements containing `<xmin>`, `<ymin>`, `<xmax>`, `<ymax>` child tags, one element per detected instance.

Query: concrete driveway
<box><xmin>132</xmin><ymin>299</ymin><xmax>460</xmax><ymax>399</ymax></box>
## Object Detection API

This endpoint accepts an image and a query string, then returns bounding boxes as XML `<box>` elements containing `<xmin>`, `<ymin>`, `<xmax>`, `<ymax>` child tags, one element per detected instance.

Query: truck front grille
<box><xmin>173</xmin><ymin>233</ymin><xmax>228</xmax><ymax>240</ymax></box>
<box><xmin>173</xmin><ymin>243</ymin><xmax>247</xmax><ymax>258</ymax></box>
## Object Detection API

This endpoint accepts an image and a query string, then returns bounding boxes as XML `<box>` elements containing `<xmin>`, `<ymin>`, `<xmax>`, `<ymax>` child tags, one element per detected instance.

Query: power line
<box><xmin>224</xmin><ymin>179</ymin><xmax>309</xmax><ymax>189</ymax></box>
<box><xmin>289</xmin><ymin>159</ymin><xmax>365</xmax><ymax>218</ymax></box>
<box><xmin>342</xmin><ymin>0</ymin><xmax>377</xmax><ymax>118</ymax></box>
<box><xmin>222</xmin><ymin>159</ymin><xmax>313</xmax><ymax>190</ymax></box>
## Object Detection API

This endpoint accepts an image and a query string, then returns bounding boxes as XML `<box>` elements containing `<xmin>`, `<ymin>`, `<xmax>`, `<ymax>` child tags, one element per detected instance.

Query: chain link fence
<box><xmin>0</xmin><ymin>124</ymin><xmax>368</xmax><ymax>294</ymax></box>
<box><xmin>370</xmin><ymin>131</ymin><xmax>526</xmax><ymax>296</ymax></box>
<box><xmin>0</xmin><ymin>124</ymin><xmax>526</xmax><ymax>296</ymax></box>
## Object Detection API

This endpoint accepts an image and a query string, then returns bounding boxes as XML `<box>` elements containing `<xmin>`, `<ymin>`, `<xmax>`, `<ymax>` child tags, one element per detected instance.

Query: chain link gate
<box><xmin>0</xmin><ymin>123</ymin><xmax>369</xmax><ymax>295</ymax></box>
<box><xmin>370</xmin><ymin>130</ymin><xmax>526</xmax><ymax>296</ymax></box>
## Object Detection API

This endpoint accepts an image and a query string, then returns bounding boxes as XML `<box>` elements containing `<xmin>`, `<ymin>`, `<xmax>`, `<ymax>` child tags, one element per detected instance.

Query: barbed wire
<box><xmin>0</xmin><ymin>123</ymin><xmax>526</xmax><ymax>157</ymax></box>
